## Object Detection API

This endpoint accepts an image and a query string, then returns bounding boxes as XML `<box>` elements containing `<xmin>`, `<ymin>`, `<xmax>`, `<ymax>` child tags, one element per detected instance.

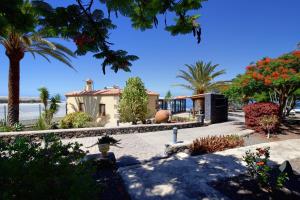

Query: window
<box><xmin>99</xmin><ymin>104</ymin><xmax>106</xmax><ymax>116</ymax></box>
<box><xmin>79</xmin><ymin>103</ymin><xmax>85</xmax><ymax>112</ymax></box>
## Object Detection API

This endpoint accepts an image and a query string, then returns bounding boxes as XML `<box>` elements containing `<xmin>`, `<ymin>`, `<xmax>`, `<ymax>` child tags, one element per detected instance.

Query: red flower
<box><xmin>281</xmin><ymin>74</ymin><xmax>289</xmax><ymax>80</ymax></box>
<box><xmin>257</xmin><ymin>73</ymin><xmax>264</xmax><ymax>80</ymax></box>
<box><xmin>292</xmin><ymin>50</ymin><xmax>300</xmax><ymax>58</ymax></box>
<box><xmin>264</xmin><ymin>57</ymin><xmax>271</xmax><ymax>63</ymax></box>
<box><xmin>272</xmin><ymin>71</ymin><xmax>280</xmax><ymax>80</ymax></box>
<box><xmin>256</xmin><ymin>161</ymin><xmax>265</xmax><ymax>166</ymax></box>
<box><xmin>264</xmin><ymin>76</ymin><xmax>272</xmax><ymax>85</ymax></box>
<box><xmin>246</xmin><ymin>65</ymin><xmax>254</xmax><ymax>71</ymax></box>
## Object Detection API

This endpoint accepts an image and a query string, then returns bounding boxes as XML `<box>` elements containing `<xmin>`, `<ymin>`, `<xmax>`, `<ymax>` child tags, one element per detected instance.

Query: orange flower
<box><xmin>256</xmin><ymin>161</ymin><xmax>265</xmax><ymax>166</ymax></box>
<box><xmin>292</xmin><ymin>50</ymin><xmax>300</xmax><ymax>58</ymax></box>
<box><xmin>281</xmin><ymin>74</ymin><xmax>289</xmax><ymax>80</ymax></box>
<box><xmin>272</xmin><ymin>71</ymin><xmax>280</xmax><ymax>80</ymax></box>
<box><xmin>257</xmin><ymin>73</ymin><xmax>264</xmax><ymax>80</ymax></box>
<box><xmin>252</xmin><ymin>72</ymin><xmax>258</xmax><ymax>79</ymax></box>
<box><xmin>246</xmin><ymin>65</ymin><xmax>254</xmax><ymax>71</ymax></box>
<box><xmin>264</xmin><ymin>57</ymin><xmax>271</xmax><ymax>63</ymax></box>
<box><xmin>264</xmin><ymin>77</ymin><xmax>272</xmax><ymax>85</ymax></box>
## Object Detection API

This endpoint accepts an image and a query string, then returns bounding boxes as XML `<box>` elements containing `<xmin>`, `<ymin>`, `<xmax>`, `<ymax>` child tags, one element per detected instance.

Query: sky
<box><xmin>0</xmin><ymin>0</ymin><xmax>299</xmax><ymax>98</ymax></box>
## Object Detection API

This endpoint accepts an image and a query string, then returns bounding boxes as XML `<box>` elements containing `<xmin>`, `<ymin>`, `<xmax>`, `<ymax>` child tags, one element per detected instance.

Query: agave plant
<box><xmin>176</xmin><ymin>61</ymin><xmax>226</xmax><ymax>94</ymax></box>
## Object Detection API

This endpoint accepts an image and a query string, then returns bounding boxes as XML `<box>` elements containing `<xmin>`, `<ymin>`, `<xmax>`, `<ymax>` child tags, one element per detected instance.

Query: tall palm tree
<box><xmin>176</xmin><ymin>61</ymin><xmax>226</xmax><ymax>94</ymax></box>
<box><xmin>0</xmin><ymin>2</ymin><xmax>75</xmax><ymax>126</ymax></box>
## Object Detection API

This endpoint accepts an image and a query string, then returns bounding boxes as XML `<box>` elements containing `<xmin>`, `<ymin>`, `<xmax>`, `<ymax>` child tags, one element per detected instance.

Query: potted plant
<box><xmin>89</xmin><ymin>135</ymin><xmax>120</xmax><ymax>157</ymax></box>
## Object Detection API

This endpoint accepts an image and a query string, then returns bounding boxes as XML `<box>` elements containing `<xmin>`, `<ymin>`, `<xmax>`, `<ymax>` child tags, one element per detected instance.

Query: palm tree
<box><xmin>176</xmin><ymin>61</ymin><xmax>226</xmax><ymax>94</ymax></box>
<box><xmin>0</xmin><ymin>2</ymin><xmax>75</xmax><ymax>126</ymax></box>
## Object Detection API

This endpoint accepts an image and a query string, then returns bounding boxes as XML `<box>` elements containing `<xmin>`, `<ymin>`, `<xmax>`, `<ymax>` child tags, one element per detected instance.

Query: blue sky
<box><xmin>0</xmin><ymin>0</ymin><xmax>299</xmax><ymax>98</ymax></box>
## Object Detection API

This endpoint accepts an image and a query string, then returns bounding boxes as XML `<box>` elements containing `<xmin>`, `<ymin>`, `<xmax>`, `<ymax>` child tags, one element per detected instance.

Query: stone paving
<box><xmin>118</xmin><ymin>139</ymin><xmax>300</xmax><ymax>200</ymax></box>
<box><xmin>62</xmin><ymin>116</ymin><xmax>252</xmax><ymax>166</ymax></box>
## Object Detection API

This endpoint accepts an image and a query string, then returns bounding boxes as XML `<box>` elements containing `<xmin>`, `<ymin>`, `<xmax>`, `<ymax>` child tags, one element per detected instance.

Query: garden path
<box><xmin>62</xmin><ymin>115</ymin><xmax>252</xmax><ymax>166</ymax></box>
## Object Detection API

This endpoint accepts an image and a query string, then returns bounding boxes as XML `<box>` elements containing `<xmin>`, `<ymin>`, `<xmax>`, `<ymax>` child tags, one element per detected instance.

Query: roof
<box><xmin>65</xmin><ymin>88</ymin><xmax>159</xmax><ymax>97</ymax></box>
<box><xmin>174</xmin><ymin>95</ymin><xmax>188</xmax><ymax>99</ymax></box>
<box><xmin>189</xmin><ymin>94</ymin><xmax>205</xmax><ymax>99</ymax></box>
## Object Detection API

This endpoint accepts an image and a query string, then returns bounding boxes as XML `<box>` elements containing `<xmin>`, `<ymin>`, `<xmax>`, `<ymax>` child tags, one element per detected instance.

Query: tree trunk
<box><xmin>7</xmin><ymin>51</ymin><xmax>24</xmax><ymax>126</ymax></box>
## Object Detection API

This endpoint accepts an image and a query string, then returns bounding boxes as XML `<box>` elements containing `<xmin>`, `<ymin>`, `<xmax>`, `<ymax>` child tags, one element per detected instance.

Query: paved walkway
<box><xmin>118</xmin><ymin>139</ymin><xmax>300</xmax><ymax>200</ymax></box>
<box><xmin>62</xmin><ymin>116</ymin><xmax>252</xmax><ymax>166</ymax></box>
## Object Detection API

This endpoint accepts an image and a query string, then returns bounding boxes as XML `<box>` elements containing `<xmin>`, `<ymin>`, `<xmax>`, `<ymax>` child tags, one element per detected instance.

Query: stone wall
<box><xmin>0</xmin><ymin>122</ymin><xmax>203</xmax><ymax>142</ymax></box>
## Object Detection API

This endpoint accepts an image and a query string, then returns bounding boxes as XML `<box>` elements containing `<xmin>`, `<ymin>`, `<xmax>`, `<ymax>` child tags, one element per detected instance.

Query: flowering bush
<box><xmin>243</xmin><ymin>147</ymin><xmax>288</xmax><ymax>191</ymax></box>
<box><xmin>243</xmin><ymin>102</ymin><xmax>280</xmax><ymax>133</ymax></box>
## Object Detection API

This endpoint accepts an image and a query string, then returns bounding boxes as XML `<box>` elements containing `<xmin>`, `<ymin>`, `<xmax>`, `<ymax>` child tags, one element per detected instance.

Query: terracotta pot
<box><xmin>98</xmin><ymin>143</ymin><xmax>110</xmax><ymax>157</ymax></box>
<box><xmin>155</xmin><ymin>110</ymin><xmax>170</xmax><ymax>123</ymax></box>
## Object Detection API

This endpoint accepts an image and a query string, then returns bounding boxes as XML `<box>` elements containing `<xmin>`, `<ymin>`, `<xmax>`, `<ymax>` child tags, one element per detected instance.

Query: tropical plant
<box><xmin>60</xmin><ymin>112</ymin><xmax>92</xmax><ymax>129</ymax></box>
<box><xmin>38</xmin><ymin>87</ymin><xmax>61</xmax><ymax>126</ymax></box>
<box><xmin>176</xmin><ymin>61</ymin><xmax>226</xmax><ymax>94</ymax></box>
<box><xmin>0</xmin><ymin>1</ymin><xmax>75</xmax><ymax>126</ymax></box>
<box><xmin>243</xmin><ymin>147</ymin><xmax>288</xmax><ymax>191</ymax></box>
<box><xmin>0</xmin><ymin>134</ymin><xmax>100</xmax><ymax>199</ymax></box>
<box><xmin>119</xmin><ymin>77</ymin><xmax>149</xmax><ymax>124</ymax></box>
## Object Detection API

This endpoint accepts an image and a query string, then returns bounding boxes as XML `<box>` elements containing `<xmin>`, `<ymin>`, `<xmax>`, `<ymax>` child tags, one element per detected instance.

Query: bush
<box><xmin>0</xmin><ymin>134</ymin><xmax>100</xmax><ymax>199</ymax></box>
<box><xmin>60</xmin><ymin>112</ymin><xmax>92</xmax><ymax>129</ymax></box>
<box><xmin>34</xmin><ymin>117</ymin><xmax>48</xmax><ymax>130</ymax></box>
<box><xmin>189</xmin><ymin>135</ymin><xmax>244</xmax><ymax>156</ymax></box>
<box><xmin>243</xmin><ymin>102</ymin><xmax>280</xmax><ymax>133</ymax></box>
<box><xmin>243</xmin><ymin>147</ymin><xmax>288</xmax><ymax>191</ymax></box>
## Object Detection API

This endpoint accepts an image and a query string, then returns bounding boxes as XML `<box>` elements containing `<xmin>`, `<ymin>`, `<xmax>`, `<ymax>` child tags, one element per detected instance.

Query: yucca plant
<box><xmin>176</xmin><ymin>61</ymin><xmax>226</xmax><ymax>94</ymax></box>
<box><xmin>0</xmin><ymin>1</ymin><xmax>75</xmax><ymax>126</ymax></box>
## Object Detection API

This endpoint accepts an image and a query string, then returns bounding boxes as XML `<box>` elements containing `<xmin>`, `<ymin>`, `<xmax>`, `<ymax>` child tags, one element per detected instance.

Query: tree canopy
<box><xmin>224</xmin><ymin>51</ymin><xmax>300</xmax><ymax>117</ymax></box>
<box><xmin>119</xmin><ymin>77</ymin><xmax>148</xmax><ymax>124</ymax></box>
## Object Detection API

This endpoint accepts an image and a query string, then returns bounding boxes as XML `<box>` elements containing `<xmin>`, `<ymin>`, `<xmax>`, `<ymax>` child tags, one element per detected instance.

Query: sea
<box><xmin>0</xmin><ymin>103</ymin><xmax>66</xmax><ymax>124</ymax></box>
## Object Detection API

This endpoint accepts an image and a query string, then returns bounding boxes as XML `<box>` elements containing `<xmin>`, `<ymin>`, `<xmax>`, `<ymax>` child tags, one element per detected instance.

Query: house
<box><xmin>65</xmin><ymin>79</ymin><xmax>159</xmax><ymax>126</ymax></box>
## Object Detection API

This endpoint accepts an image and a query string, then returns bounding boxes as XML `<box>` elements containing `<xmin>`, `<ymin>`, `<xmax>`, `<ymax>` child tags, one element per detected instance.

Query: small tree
<box><xmin>119</xmin><ymin>77</ymin><xmax>148</xmax><ymax>124</ymax></box>
<box><xmin>38</xmin><ymin>87</ymin><xmax>61</xmax><ymax>126</ymax></box>
<box><xmin>259</xmin><ymin>115</ymin><xmax>279</xmax><ymax>139</ymax></box>
<box><xmin>164</xmin><ymin>90</ymin><xmax>172</xmax><ymax>110</ymax></box>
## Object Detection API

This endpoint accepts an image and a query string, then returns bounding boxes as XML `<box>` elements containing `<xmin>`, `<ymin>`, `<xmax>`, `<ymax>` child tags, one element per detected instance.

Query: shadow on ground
<box><xmin>118</xmin><ymin>152</ymin><xmax>300</xmax><ymax>200</ymax></box>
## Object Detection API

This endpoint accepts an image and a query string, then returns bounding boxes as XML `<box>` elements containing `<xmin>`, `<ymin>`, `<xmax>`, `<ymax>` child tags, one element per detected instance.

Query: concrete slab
<box><xmin>119</xmin><ymin>139</ymin><xmax>300</xmax><ymax>200</ymax></box>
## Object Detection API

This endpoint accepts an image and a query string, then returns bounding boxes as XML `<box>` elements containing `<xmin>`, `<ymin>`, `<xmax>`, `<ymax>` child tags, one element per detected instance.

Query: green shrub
<box><xmin>0</xmin><ymin>134</ymin><xmax>100</xmax><ymax>199</ymax></box>
<box><xmin>34</xmin><ymin>117</ymin><xmax>48</xmax><ymax>130</ymax></box>
<box><xmin>189</xmin><ymin>135</ymin><xmax>244</xmax><ymax>156</ymax></box>
<box><xmin>60</xmin><ymin>112</ymin><xmax>92</xmax><ymax>129</ymax></box>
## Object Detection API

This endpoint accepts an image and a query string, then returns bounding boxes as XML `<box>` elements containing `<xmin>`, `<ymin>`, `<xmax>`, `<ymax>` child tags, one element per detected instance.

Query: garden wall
<box><xmin>0</xmin><ymin>122</ymin><xmax>203</xmax><ymax>142</ymax></box>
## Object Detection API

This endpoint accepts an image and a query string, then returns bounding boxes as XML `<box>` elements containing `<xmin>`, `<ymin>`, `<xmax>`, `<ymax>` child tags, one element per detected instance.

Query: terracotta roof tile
<box><xmin>65</xmin><ymin>88</ymin><xmax>159</xmax><ymax>97</ymax></box>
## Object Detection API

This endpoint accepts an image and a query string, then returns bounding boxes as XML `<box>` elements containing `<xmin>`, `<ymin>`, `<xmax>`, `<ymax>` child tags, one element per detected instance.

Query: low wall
<box><xmin>0</xmin><ymin>122</ymin><xmax>203</xmax><ymax>142</ymax></box>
